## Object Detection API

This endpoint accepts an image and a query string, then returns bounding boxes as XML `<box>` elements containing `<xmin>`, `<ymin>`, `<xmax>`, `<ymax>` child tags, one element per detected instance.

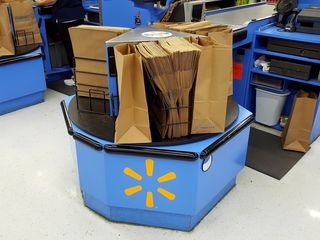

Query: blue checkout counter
<box><xmin>58</xmin><ymin>0</ymin><xmax>320</xmax><ymax>231</ymax></box>
<box><xmin>56</xmin><ymin>2</ymin><xmax>271</xmax><ymax>230</ymax></box>
<box><xmin>0</xmin><ymin>47</ymin><xmax>46</xmax><ymax>115</ymax></box>
<box><xmin>61</xmin><ymin>95</ymin><xmax>253</xmax><ymax>231</ymax></box>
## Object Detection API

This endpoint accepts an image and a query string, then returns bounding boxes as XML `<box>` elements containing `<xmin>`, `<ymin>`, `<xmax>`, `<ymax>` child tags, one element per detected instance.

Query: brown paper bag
<box><xmin>8</xmin><ymin>0</ymin><xmax>42</xmax><ymax>46</ymax></box>
<box><xmin>282</xmin><ymin>90</ymin><xmax>318</xmax><ymax>153</ymax></box>
<box><xmin>191</xmin><ymin>37</ymin><xmax>231</xmax><ymax>134</ymax></box>
<box><xmin>114</xmin><ymin>44</ymin><xmax>152</xmax><ymax>144</ymax></box>
<box><xmin>207</xmin><ymin>26</ymin><xmax>233</xmax><ymax>46</ymax></box>
<box><xmin>208</xmin><ymin>27</ymin><xmax>233</xmax><ymax>96</ymax></box>
<box><xmin>0</xmin><ymin>3</ymin><xmax>15</xmax><ymax>56</ymax></box>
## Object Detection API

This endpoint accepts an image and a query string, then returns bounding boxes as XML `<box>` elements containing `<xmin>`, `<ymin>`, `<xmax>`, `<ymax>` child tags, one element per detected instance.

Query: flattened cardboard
<box><xmin>76</xmin><ymin>71</ymin><xmax>108</xmax><ymax>88</ymax></box>
<box><xmin>69</xmin><ymin>25</ymin><xmax>130</xmax><ymax>60</ymax></box>
<box><xmin>75</xmin><ymin>58</ymin><xmax>108</xmax><ymax>75</ymax></box>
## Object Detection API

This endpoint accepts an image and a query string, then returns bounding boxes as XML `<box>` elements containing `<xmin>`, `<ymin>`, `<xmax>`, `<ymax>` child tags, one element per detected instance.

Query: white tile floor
<box><xmin>1</xmin><ymin>89</ymin><xmax>320</xmax><ymax>240</ymax></box>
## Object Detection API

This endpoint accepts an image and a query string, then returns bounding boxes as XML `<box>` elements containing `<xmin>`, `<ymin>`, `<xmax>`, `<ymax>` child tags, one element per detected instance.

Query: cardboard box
<box><xmin>69</xmin><ymin>25</ymin><xmax>130</xmax><ymax>61</ymax></box>
<box><xmin>76</xmin><ymin>71</ymin><xmax>108</xmax><ymax>88</ymax></box>
<box><xmin>77</xmin><ymin>84</ymin><xmax>109</xmax><ymax>99</ymax></box>
<box><xmin>75</xmin><ymin>58</ymin><xmax>107</xmax><ymax>75</ymax></box>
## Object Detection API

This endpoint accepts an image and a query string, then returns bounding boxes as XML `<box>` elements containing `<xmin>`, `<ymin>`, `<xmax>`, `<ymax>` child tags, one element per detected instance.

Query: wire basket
<box><xmin>150</xmin><ymin>90</ymin><xmax>193</xmax><ymax>139</ymax></box>
<box><xmin>15</xmin><ymin>30</ymin><xmax>35</xmax><ymax>47</ymax></box>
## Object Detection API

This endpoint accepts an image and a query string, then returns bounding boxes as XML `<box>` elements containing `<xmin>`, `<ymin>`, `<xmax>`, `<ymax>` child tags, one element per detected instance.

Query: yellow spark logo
<box><xmin>123</xmin><ymin>159</ymin><xmax>176</xmax><ymax>208</ymax></box>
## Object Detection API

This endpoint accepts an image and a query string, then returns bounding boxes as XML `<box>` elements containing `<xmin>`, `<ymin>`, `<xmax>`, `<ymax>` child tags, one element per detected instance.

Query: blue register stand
<box><xmin>61</xmin><ymin>96</ymin><xmax>253</xmax><ymax>231</ymax></box>
<box><xmin>0</xmin><ymin>47</ymin><xmax>46</xmax><ymax>115</ymax></box>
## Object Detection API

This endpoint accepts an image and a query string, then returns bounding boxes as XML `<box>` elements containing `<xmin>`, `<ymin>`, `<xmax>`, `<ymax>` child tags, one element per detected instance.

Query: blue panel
<box><xmin>254</xmin><ymin>48</ymin><xmax>320</xmax><ymax>65</ymax></box>
<box><xmin>0</xmin><ymin>53</ymin><xmax>46</xmax><ymax>103</ymax></box>
<box><xmin>310</xmin><ymin>94</ymin><xmax>320</xmax><ymax>143</ymax></box>
<box><xmin>0</xmin><ymin>48</ymin><xmax>46</xmax><ymax>114</ymax></box>
<box><xmin>0</xmin><ymin>92</ymin><xmax>44</xmax><ymax>115</ymax></box>
<box><xmin>256</xmin><ymin>26</ymin><xmax>320</xmax><ymax>44</ymax></box>
<box><xmin>105</xmin><ymin>154</ymin><xmax>198</xmax><ymax>215</ymax></box>
<box><xmin>195</xmin><ymin>126</ymin><xmax>251</xmax><ymax>212</ymax></box>
<box><xmin>66</xmin><ymin>95</ymin><xmax>253</xmax><ymax>230</ymax></box>
<box><xmin>76</xmin><ymin>142</ymin><xmax>108</xmax><ymax>202</ymax></box>
<box><xmin>299</xmin><ymin>0</ymin><xmax>320</xmax><ymax>8</ymax></box>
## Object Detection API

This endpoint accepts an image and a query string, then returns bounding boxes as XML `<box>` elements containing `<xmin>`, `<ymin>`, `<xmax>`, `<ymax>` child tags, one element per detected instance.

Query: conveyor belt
<box><xmin>206</xmin><ymin>4</ymin><xmax>275</xmax><ymax>31</ymax></box>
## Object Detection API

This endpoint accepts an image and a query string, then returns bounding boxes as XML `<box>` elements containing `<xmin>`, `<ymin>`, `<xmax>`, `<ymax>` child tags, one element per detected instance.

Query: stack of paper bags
<box><xmin>154</xmin><ymin>21</ymin><xmax>233</xmax><ymax>96</ymax></box>
<box><xmin>69</xmin><ymin>25</ymin><xmax>130</xmax><ymax>99</ymax></box>
<box><xmin>137</xmin><ymin>38</ymin><xmax>201</xmax><ymax>139</ymax></box>
<box><xmin>7</xmin><ymin>0</ymin><xmax>42</xmax><ymax>46</ymax></box>
<box><xmin>1</xmin><ymin>0</ymin><xmax>42</xmax><ymax>57</ymax></box>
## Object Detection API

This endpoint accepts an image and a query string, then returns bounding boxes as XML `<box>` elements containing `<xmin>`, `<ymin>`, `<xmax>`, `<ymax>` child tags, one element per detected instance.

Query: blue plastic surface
<box><xmin>256</xmin><ymin>26</ymin><xmax>320</xmax><ymax>44</ymax></box>
<box><xmin>254</xmin><ymin>48</ymin><xmax>320</xmax><ymax>65</ymax></box>
<box><xmin>65</xmin><ymin>96</ymin><xmax>252</xmax><ymax>231</ymax></box>
<box><xmin>310</xmin><ymin>98</ymin><xmax>320</xmax><ymax>143</ymax></box>
<box><xmin>299</xmin><ymin>0</ymin><xmax>320</xmax><ymax>8</ymax></box>
<box><xmin>251</xmin><ymin>68</ymin><xmax>320</xmax><ymax>87</ymax></box>
<box><xmin>0</xmin><ymin>48</ymin><xmax>46</xmax><ymax>115</ymax></box>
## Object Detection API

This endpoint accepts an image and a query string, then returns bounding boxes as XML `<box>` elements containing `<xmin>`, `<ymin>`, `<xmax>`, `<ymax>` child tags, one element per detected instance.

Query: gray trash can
<box><xmin>255</xmin><ymin>88</ymin><xmax>290</xmax><ymax>126</ymax></box>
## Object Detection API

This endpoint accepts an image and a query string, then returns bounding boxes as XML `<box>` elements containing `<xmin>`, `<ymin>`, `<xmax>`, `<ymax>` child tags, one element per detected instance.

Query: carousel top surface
<box><xmin>65</xmin><ymin>95</ymin><xmax>252</xmax><ymax>150</ymax></box>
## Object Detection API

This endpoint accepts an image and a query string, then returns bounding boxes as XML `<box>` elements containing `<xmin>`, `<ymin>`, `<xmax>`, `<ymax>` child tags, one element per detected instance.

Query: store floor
<box><xmin>1</xmin><ymin>89</ymin><xmax>320</xmax><ymax>240</ymax></box>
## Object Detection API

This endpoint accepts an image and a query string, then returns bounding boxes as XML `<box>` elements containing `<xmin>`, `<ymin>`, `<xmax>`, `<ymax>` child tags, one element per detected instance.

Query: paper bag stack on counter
<box><xmin>137</xmin><ymin>38</ymin><xmax>201</xmax><ymax>139</ymax></box>
<box><xmin>113</xmin><ymin>35</ymin><xmax>232</xmax><ymax>143</ymax></box>
<box><xmin>69</xmin><ymin>25</ymin><xmax>130</xmax><ymax>99</ymax></box>
<box><xmin>154</xmin><ymin>21</ymin><xmax>233</xmax><ymax>96</ymax></box>
<box><xmin>0</xmin><ymin>0</ymin><xmax>42</xmax><ymax>57</ymax></box>
<box><xmin>8</xmin><ymin>0</ymin><xmax>42</xmax><ymax>47</ymax></box>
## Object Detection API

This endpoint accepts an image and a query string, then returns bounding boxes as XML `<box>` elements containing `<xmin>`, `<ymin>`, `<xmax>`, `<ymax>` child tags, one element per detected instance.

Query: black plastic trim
<box><xmin>233</xmin><ymin>29</ymin><xmax>248</xmax><ymax>43</ymax></box>
<box><xmin>200</xmin><ymin>115</ymin><xmax>254</xmax><ymax>160</ymax></box>
<box><xmin>73</xmin><ymin>132</ymin><xmax>103</xmax><ymax>151</ymax></box>
<box><xmin>107</xmin><ymin>47</ymin><xmax>117</xmax><ymax>77</ymax></box>
<box><xmin>60</xmin><ymin>100</ymin><xmax>74</xmax><ymax>136</ymax></box>
<box><xmin>104</xmin><ymin>145</ymin><xmax>199</xmax><ymax>161</ymax></box>
<box><xmin>0</xmin><ymin>53</ymin><xmax>42</xmax><ymax>66</ymax></box>
<box><xmin>60</xmin><ymin>100</ymin><xmax>103</xmax><ymax>151</ymax></box>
